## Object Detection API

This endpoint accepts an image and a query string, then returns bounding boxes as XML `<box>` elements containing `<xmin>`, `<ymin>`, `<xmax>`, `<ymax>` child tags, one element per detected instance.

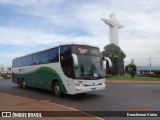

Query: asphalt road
<box><xmin>0</xmin><ymin>79</ymin><xmax>160</xmax><ymax>120</ymax></box>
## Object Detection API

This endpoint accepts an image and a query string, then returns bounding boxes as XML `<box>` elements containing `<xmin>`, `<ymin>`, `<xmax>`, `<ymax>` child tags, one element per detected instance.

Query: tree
<box><xmin>102</xmin><ymin>43</ymin><xmax>126</xmax><ymax>61</ymax></box>
<box><xmin>102</xmin><ymin>43</ymin><xmax>126</xmax><ymax>75</ymax></box>
<box><xmin>125</xmin><ymin>64</ymin><xmax>137</xmax><ymax>78</ymax></box>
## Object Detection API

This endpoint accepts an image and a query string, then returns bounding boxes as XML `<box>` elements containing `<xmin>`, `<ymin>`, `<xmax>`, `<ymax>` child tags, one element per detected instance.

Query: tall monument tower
<box><xmin>101</xmin><ymin>14</ymin><xmax>125</xmax><ymax>75</ymax></box>
<box><xmin>101</xmin><ymin>14</ymin><xmax>124</xmax><ymax>46</ymax></box>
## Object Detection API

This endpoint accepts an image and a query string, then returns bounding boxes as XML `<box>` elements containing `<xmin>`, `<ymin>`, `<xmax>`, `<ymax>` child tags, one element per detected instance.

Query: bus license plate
<box><xmin>91</xmin><ymin>88</ymin><xmax>96</xmax><ymax>91</ymax></box>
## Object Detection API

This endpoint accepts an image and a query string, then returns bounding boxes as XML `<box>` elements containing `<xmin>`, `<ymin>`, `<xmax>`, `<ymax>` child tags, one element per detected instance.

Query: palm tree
<box><xmin>102</xmin><ymin>43</ymin><xmax>126</xmax><ymax>75</ymax></box>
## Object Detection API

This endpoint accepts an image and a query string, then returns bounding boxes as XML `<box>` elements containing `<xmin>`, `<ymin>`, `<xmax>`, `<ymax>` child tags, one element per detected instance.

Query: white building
<box><xmin>0</xmin><ymin>64</ymin><xmax>11</xmax><ymax>74</ymax></box>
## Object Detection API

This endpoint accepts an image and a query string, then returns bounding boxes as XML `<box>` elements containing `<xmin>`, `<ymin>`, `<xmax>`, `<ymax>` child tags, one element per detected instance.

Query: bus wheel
<box><xmin>52</xmin><ymin>82</ymin><xmax>61</xmax><ymax>97</ymax></box>
<box><xmin>21</xmin><ymin>80</ymin><xmax>26</xmax><ymax>89</ymax></box>
<box><xmin>18</xmin><ymin>79</ymin><xmax>22</xmax><ymax>88</ymax></box>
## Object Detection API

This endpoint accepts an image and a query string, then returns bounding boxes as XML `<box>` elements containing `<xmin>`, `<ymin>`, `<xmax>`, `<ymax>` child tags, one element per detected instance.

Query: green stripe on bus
<box><xmin>12</xmin><ymin>67</ymin><xmax>67</xmax><ymax>93</ymax></box>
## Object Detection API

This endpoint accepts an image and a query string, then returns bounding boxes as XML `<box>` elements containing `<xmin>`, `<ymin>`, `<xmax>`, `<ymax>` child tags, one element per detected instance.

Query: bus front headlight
<box><xmin>75</xmin><ymin>81</ymin><xmax>84</xmax><ymax>86</ymax></box>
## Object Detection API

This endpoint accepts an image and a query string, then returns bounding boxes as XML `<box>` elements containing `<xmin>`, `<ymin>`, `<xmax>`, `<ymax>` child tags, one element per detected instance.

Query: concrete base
<box><xmin>112</xmin><ymin>58</ymin><xmax>125</xmax><ymax>75</ymax></box>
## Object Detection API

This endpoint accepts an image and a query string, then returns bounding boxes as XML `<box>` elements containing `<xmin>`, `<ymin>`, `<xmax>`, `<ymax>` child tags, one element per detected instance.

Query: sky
<box><xmin>0</xmin><ymin>0</ymin><xmax>160</xmax><ymax>67</ymax></box>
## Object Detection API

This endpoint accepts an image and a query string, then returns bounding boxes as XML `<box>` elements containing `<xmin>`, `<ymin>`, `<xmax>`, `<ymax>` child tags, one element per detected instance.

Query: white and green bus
<box><xmin>12</xmin><ymin>44</ymin><xmax>108</xmax><ymax>96</ymax></box>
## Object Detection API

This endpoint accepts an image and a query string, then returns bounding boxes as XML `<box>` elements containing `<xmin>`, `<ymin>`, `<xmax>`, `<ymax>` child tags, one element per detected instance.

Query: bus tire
<box><xmin>17</xmin><ymin>79</ymin><xmax>22</xmax><ymax>88</ymax></box>
<box><xmin>52</xmin><ymin>81</ymin><xmax>61</xmax><ymax>97</ymax></box>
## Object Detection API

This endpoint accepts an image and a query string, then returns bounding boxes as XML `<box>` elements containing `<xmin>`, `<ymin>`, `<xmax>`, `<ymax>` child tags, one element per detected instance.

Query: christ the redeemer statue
<box><xmin>101</xmin><ymin>14</ymin><xmax>124</xmax><ymax>46</ymax></box>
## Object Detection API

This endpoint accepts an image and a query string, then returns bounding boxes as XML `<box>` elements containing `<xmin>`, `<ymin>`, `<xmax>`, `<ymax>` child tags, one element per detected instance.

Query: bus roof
<box><xmin>13</xmin><ymin>43</ymin><xmax>98</xmax><ymax>59</ymax></box>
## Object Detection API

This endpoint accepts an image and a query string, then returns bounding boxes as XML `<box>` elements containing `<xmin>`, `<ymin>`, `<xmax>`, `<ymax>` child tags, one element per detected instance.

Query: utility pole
<box><xmin>149</xmin><ymin>57</ymin><xmax>152</xmax><ymax>74</ymax></box>
<box><xmin>131</xmin><ymin>59</ymin><xmax>134</xmax><ymax>64</ymax></box>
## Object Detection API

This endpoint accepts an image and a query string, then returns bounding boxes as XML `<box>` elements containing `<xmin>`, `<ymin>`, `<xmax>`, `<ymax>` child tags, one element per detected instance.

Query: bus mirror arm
<box><xmin>102</xmin><ymin>57</ymin><xmax>112</xmax><ymax>70</ymax></box>
<box><xmin>72</xmin><ymin>54</ymin><xmax>79</xmax><ymax>69</ymax></box>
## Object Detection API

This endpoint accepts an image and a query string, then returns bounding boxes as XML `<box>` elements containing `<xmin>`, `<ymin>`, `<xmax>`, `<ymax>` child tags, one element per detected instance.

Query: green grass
<box><xmin>106</xmin><ymin>76</ymin><xmax>160</xmax><ymax>81</ymax></box>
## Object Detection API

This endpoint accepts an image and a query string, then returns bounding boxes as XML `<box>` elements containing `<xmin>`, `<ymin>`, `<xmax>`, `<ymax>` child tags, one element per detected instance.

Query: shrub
<box><xmin>125</xmin><ymin>64</ymin><xmax>137</xmax><ymax>78</ymax></box>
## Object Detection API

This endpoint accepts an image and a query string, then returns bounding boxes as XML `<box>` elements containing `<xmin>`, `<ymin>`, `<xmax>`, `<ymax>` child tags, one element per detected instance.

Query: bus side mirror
<box><xmin>72</xmin><ymin>54</ymin><xmax>78</xmax><ymax>69</ymax></box>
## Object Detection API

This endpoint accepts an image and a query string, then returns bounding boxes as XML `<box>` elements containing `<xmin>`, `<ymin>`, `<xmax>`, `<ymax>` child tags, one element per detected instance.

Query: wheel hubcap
<box><xmin>55</xmin><ymin>85</ymin><xmax>59</xmax><ymax>93</ymax></box>
<box><xmin>22</xmin><ymin>81</ymin><xmax>25</xmax><ymax>88</ymax></box>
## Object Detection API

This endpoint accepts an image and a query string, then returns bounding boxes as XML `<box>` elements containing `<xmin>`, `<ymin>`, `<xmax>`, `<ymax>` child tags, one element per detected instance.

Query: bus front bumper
<box><xmin>74</xmin><ymin>83</ymin><xmax>106</xmax><ymax>94</ymax></box>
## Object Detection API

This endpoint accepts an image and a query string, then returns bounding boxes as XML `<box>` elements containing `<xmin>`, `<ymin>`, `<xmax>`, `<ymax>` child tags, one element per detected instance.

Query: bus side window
<box><xmin>60</xmin><ymin>46</ymin><xmax>71</xmax><ymax>61</ymax></box>
<box><xmin>60</xmin><ymin>46</ymin><xmax>73</xmax><ymax>78</ymax></box>
<box><xmin>39</xmin><ymin>51</ymin><xmax>48</xmax><ymax>64</ymax></box>
<box><xmin>17</xmin><ymin>58</ymin><xmax>22</xmax><ymax>67</ymax></box>
<box><xmin>33</xmin><ymin>53</ymin><xmax>39</xmax><ymax>65</ymax></box>
<box><xmin>48</xmin><ymin>48</ymin><xmax>59</xmax><ymax>63</ymax></box>
<box><xmin>22</xmin><ymin>56</ymin><xmax>27</xmax><ymax>67</ymax></box>
<box><xmin>12</xmin><ymin>59</ymin><xmax>16</xmax><ymax>68</ymax></box>
<box><xmin>26</xmin><ymin>55</ymin><xmax>33</xmax><ymax>66</ymax></box>
<box><xmin>60</xmin><ymin>47</ymin><xmax>64</xmax><ymax>60</ymax></box>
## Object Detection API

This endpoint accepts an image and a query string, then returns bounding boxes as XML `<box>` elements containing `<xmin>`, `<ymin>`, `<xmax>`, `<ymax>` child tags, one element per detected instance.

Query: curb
<box><xmin>106</xmin><ymin>80</ymin><xmax>160</xmax><ymax>84</ymax></box>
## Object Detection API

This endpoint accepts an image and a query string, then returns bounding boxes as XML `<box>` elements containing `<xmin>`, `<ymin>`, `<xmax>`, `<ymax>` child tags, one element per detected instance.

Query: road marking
<box><xmin>0</xmin><ymin>92</ymin><xmax>104</xmax><ymax>120</ymax></box>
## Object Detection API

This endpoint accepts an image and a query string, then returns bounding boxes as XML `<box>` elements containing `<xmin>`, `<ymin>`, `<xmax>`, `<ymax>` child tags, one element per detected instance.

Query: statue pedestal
<box><xmin>112</xmin><ymin>58</ymin><xmax>125</xmax><ymax>75</ymax></box>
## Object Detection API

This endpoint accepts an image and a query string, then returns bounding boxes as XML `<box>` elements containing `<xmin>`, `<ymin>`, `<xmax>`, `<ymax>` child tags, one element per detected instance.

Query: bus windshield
<box><xmin>74</xmin><ymin>55</ymin><xmax>105</xmax><ymax>79</ymax></box>
<box><xmin>71</xmin><ymin>45</ymin><xmax>105</xmax><ymax>79</ymax></box>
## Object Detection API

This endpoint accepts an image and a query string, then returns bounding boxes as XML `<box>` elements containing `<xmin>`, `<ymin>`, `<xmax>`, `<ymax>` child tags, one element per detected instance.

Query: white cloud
<box><xmin>121</xmin><ymin>37</ymin><xmax>160</xmax><ymax>66</ymax></box>
<box><xmin>0</xmin><ymin>29</ymin><xmax>108</xmax><ymax>66</ymax></box>
<box><xmin>0</xmin><ymin>25</ymin><xmax>108</xmax><ymax>65</ymax></box>
<box><xmin>0</xmin><ymin>51</ymin><xmax>22</xmax><ymax>65</ymax></box>
<box><xmin>0</xmin><ymin>26</ymin><xmax>108</xmax><ymax>49</ymax></box>
<box><xmin>0</xmin><ymin>26</ymin><xmax>65</xmax><ymax>46</ymax></box>
<box><xmin>2</xmin><ymin>0</ymin><xmax>160</xmax><ymax>38</ymax></box>
<box><xmin>0</xmin><ymin>0</ymin><xmax>54</xmax><ymax>6</ymax></box>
